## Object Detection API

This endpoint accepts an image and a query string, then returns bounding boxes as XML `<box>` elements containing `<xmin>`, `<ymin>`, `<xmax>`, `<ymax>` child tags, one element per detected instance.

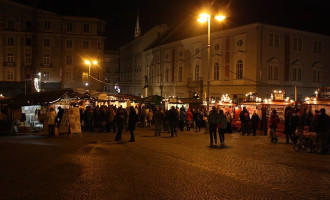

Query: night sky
<box><xmin>13</xmin><ymin>0</ymin><xmax>330</xmax><ymax>50</ymax></box>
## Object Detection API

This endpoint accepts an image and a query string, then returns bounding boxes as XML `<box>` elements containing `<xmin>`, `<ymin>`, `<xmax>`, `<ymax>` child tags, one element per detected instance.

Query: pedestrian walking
<box><xmin>56</xmin><ymin>106</ymin><xmax>64</xmax><ymax>128</ymax></box>
<box><xmin>186</xmin><ymin>108</ymin><xmax>193</xmax><ymax>131</ymax></box>
<box><xmin>168</xmin><ymin>106</ymin><xmax>178</xmax><ymax>137</ymax></box>
<box><xmin>208</xmin><ymin>107</ymin><xmax>219</xmax><ymax>146</ymax></box>
<box><xmin>147</xmin><ymin>109</ymin><xmax>153</xmax><ymax>128</ymax></box>
<box><xmin>128</xmin><ymin>106</ymin><xmax>138</xmax><ymax>142</ymax></box>
<box><xmin>251</xmin><ymin>111</ymin><xmax>260</xmax><ymax>136</ymax></box>
<box><xmin>47</xmin><ymin>107</ymin><xmax>56</xmax><ymax>136</ymax></box>
<box><xmin>240</xmin><ymin>107</ymin><xmax>250</xmax><ymax>135</ymax></box>
<box><xmin>317</xmin><ymin>108</ymin><xmax>329</xmax><ymax>155</ymax></box>
<box><xmin>114</xmin><ymin>108</ymin><xmax>124</xmax><ymax>141</ymax></box>
<box><xmin>217</xmin><ymin>110</ymin><xmax>227</xmax><ymax>145</ymax></box>
<box><xmin>154</xmin><ymin>107</ymin><xmax>164</xmax><ymax>136</ymax></box>
<box><xmin>270</xmin><ymin>110</ymin><xmax>280</xmax><ymax>143</ymax></box>
<box><xmin>179</xmin><ymin>107</ymin><xmax>186</xmax><ymax>131</ymax></box>
<box><xmin>225</xmin><ymin>111</ymin><xmax>232</xmax><ymax>133</ymax></box>
<box><xmin>290</xmin><ymin>110</ymin><xmax>300</xmax><ymax>143</ymax></box>
<box><xmin>284</xmin><ymin>109</ymin><xmax>293</xmax><ymax>143</ymax></box>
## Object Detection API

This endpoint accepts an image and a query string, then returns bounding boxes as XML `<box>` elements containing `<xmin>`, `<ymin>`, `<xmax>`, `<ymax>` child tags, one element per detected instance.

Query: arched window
<box><xmin>236</xmin><ymin>60</ymin><xmax>243</xmax><ymax>80</ymax></box>
<box><xmin>195</xmin><ymin>64</ymin><xmax>199</xmax><ymax>80</ymax></box>
<box><xmin>178</xmin><ymin>67</ymin><xmax>183</xmax><ymax>82</ymax></box>
<box><xmin>214</xmin><ymin>63</ymin><xmax>220</xmax><ymax>80</ymax></box>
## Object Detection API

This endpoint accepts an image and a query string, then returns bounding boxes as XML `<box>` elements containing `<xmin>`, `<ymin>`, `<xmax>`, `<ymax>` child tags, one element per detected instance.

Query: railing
<box><xmin>187</xmin><ymin>77</ymin><xmax>203</xmax><ymax>87</ymax></box>
<box><xmin>3</xmin><ymin>62</ymin><xmax>16</xmax><ymax>66</ymax></box>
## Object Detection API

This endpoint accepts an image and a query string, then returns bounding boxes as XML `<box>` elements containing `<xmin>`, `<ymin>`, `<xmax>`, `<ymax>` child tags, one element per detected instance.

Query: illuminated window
<box><xmin>236</xmin><ymin>60</ymin><xmax>243</xmax><ymax>80</ymax></box>
<box><xmin>7</xmin><ymin>53</ymin><xmax>14</xmax><ymax>63</ymax></box>
<box><xmin>43</xmin><ymin>53</ymin><xmax>50</xmax><ymax>64</ymax></box>
<box><xmin>195</xmin><ymin>64</ymin><xmax>199</xmax><ymax>80</ymax></box>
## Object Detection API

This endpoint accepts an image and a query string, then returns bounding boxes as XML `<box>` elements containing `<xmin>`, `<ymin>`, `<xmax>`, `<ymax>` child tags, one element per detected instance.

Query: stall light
<box><xmin>315</xmin><ymin>90</ymin><xmax>318</xmax><ymax>95</ymax></box>
<box><xmin>290</xmin><ymin>100</ymin><xmax>294</xmax><ymax>103</ymax></box>
<box><xmin>274</xmin><ymin>90</ymin><xmax>277</xmax><ymax>93</ymax></box>
<box><xmin>279</xmin><ymin>90</ymin><xmax>282</xmax><ymax>94</ymax></box>
<box><xmin>285</xmin><ymin>97</ymin><xmax>290</xmax><ymax>102</ymax></box>
<box><xmin>305</xmin><ymin>97</ymin><xmax>310</xmax><ymax>101</ymax></box>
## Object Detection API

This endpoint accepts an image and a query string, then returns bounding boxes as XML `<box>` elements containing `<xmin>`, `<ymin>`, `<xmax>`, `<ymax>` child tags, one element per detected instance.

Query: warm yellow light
<box><xmin>215</xmin><ymin>15</ymin><xmax>226</xmax><ymax>21</ymax></box>
<box><xmin>92</xmin><ymin>60</ymin><xmax>98</xmax><ymax>65</ymax></box>
<box><xmin>197</xmin><ymin>13</ymin><xmax>210</xmax><ymax>23</ymax></box>
<box><xmin>85</xmin><ymin>60</ymin><xmax>91</xmax><ymax>65</ymax></box>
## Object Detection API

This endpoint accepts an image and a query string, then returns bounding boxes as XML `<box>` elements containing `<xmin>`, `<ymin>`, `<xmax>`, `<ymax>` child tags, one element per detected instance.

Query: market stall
<box><xmin>302</xmin><ymin>87</ymin><xmax>330</xmax><ymax>114</ymax></box>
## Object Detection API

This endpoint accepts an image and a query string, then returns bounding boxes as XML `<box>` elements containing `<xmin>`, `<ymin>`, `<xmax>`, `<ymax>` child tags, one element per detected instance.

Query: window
<box><xmin>66</xmin><ymin>55</ymin><xmax>72</xmax><ymax>65</ymax></box>
<box><xmin>83</xmin><ymin>41</ymin><xmax>89</xmax><ymax>49</ymax></box>
<box><xmin>7</xmin><ymin>53</ymin><xmax>14</xmax><ymax>63</ymax></box>
<box><xmin>237</xmin><ymin>40</ymin><xmax>243</xmax><ymax>46</ymax></box>
<box><xmin>44</xmin><ymin>20</ymin><xmax>50</xmax><ymax>30</ymax></box>
<box><xmin>7</xmin><ymin>37</ymin><xmax>14</xmax><ymax>46</ymax></box>
<box><xmin>195</xmin><ymin>64</ymin><xmax>199</xmax><ymax>80</ymax></box>
<box><xmin>195</xmin><ymin>48</ymin><xmax>200</xmax><ymax>55</ymax></box>
<box><xmin>313</xmin><ymin>41</ymin><xmax>322</xmax><ymax>54</ymax></box>
<box><xmin>43</xmin><ymin>71</ymin><xmax>50</xmax><ymax>81</ymax></box>
<box><xmin>65</xmin><ymin>71</ymin><xmax>72</xmax><ymax>82</ymax></box>
<box><xmin>214</xmin><ymin>44</ymin><xmax>220</xmax><ymax>50</ymax></box>
<box><xmin>66</xmin><ymin>40</ymin><xmax>72</xmax><ymax>48</ymax></box>
<box><xmin>26</xmin><ymin>21</ymin><xmax>32</xmax><ymax>30</ymax></box>
<box><xmin>67</xmin><ymin>23</ymin><xmax>73</xmax><ymax>32</ymax></box>
<box><xmin>236</xmin><ymin>60</ymin><xmax>243</xmax><ymax>80</ymax></box>
<box><xmin>269</xmin><ymin>32</ymin><xmax>280</xmax><ymax>47</ymax></box>
<box><xmin>268</xmin><ymin>65</ymin><xmax>278</xmax><ymax>80</ymax></box>
<box><xmin>214</xmin><ymin>63</ymin><xmax>220</xmax><ymax>80</ymax></box>
<box><xmin>25</xmin><ymin>54</ymin><xmax>31</xmax><ymax>64</ymax></box>
<box><xmin>83</xmin><ymin>24</ymin><xmax>90</xmax><ymax>32</ymax></box>
<box><xmin>6</xmin><ymin>70</ymin><xmax>14</xmax><ymax>81</ymax></box>
<box><xmin>178</xmin><ymin>67</ymin><xmax>183</xmax><ymax>82</ymax></box>
<box><xmin>43</xmin><ymin>53</ymin><xmax>50</xmax><ymax>64</ymax></box>
<box><xmin>313</xmin><ymin>69</ymin><xmax>321</xmax><ymax>83</ymax></box>
<box><xmin>82</xmin><ymin>72</ymin><xmax>88</xmax><ymax>82</ymax></box>
<box><xmin>25</xmin><ymin>38</ymin><xmax>32</xmax><ymax>46</ymax></box>
<box><xmin>8</xmin><ymin>20</ymin><xmax>14</xmax><ymax>30</ymax></box>
<box><xmin>44</xmin><ymin>39</ymin><xmax>50</xmax><ymax>47</ymax></box>
<box><xmin>165</xmin><ymin>68</ymin><xmax>169</xmax><ymax>82</ymax></box>
<box><xmin>293</xmin><ymin>37</ymin><xmax>302</xmax><ymax>51</ymax></box>
<box><xmin>292</xmin><ymin>68</ymin><xmax>301</xmax><ymax>81</ymax></box>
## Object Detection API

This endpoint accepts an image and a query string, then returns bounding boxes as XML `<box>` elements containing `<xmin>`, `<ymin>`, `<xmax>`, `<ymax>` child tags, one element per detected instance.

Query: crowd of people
<box><xmin>50</xmin><ymin>103</ymin><xmax>329</xmax><ymax>154</ymax></box>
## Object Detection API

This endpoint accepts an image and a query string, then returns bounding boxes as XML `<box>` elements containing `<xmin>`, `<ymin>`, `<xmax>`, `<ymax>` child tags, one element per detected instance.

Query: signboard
<box><xmin>274</xmin><ymin>93</ymin><xmax>285</xmax><ymax>101</ymax></box>
<box><xmin>59</xmin><ymin>108</ymin><xmax>81</xmax><ymax>134</ymax></box>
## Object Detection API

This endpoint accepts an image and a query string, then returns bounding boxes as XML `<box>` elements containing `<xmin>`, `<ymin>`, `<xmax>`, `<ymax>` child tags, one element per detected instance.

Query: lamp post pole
<box><xmin>206</xmin><ymin>16</ymin><xmax>211</xmax><ymax>113</ymax></box>
<box><xmin>88</xmin><ymin>62</ymin><xmax>91</xmax><ymax>91</ymax></box>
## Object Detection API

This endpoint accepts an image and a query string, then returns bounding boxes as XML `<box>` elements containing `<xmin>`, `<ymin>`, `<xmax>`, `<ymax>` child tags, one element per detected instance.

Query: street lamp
<box><xmin>197</xmin><ymin>13</ymin><xmax>225</xmax><ymax>112</ymax></box>
<box><xmin>84</xmin><ymin>59</ymin><xmax>98</xmax><ymax>91</ymax></box>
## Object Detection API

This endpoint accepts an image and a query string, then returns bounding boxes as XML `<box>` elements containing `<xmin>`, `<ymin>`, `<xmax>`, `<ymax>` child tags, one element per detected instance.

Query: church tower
<box><xmin>134</xmin><ymin>10</ymin><xmax>141</xmax><ymax>38</ymax></box>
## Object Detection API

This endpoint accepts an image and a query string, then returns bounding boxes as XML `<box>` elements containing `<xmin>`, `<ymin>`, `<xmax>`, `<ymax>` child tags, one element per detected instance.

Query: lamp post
<box><xmin>84</xmin><ymin>59</ymin><xmax>98</xmax><ymax>91</ymax></box>
<box><xmin>197</xmin><ymin>13</ymin><xmax>225</xmax><ymax>112</ymax></box>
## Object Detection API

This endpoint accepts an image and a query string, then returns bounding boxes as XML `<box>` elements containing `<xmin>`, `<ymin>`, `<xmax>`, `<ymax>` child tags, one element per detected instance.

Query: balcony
<box><xmin>40</xmin><ymin>63</ymin><xmax>53</xmax><ymax>68</ymax></box>
<box><xmin>3</xmin><ymin>62</ymin><xmax>16</xmax><ymax>66</ymax></box>
<box><xmin>187</xmin><ymin>77</ymin><xmax>203</xmax><ymax>88</ymax></box>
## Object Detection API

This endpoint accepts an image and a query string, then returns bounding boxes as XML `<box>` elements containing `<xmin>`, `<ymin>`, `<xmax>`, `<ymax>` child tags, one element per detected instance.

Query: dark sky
<box><xmin>13</xmin><ymin>0</ymin><xmax>330</xmax><ymax>50</ymax></box>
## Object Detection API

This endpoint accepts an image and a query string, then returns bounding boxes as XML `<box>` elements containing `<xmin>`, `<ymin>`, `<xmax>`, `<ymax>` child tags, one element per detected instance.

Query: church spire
<box><xmin>134</xmin><ymin>10</ymin><xmax>141</xmax><ymax>38</ymax></box>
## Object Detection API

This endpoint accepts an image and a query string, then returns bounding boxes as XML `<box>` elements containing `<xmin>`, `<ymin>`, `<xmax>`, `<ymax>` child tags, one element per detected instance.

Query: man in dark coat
<box><xmin>317</xmin><ymin>108</ymin><xmax>329</xmax><ymax>155</ymax></box>
<box><xmin>251</xmin><ymin>111</ymin><xmax>260</xmax><ymax>136</ymax></box>
<box><xmin>128</xmin><ymin>106</ymin><xmax>138</xmax><ymax>142</ymax></box>
<box><xmin>168</xmin><ymin>106</ymin><xmax>178</xmax><ymax>137</ymax></box>
<box><xmin>114</xmin><ymin>108</ymin><xmax>124</xmax><ymax>141</ymax></box>
<box><xmin>208</xmin><ymin>106</ymin><xmax>219</xmax><ymax>146</ymax></box>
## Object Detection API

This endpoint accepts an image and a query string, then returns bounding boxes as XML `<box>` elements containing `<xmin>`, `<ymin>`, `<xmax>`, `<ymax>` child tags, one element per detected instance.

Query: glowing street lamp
<box><xmin>197</xmin><ymin>12</ymin><xmax>226</xmax><ymax>112</ymax></box>
<box><xmin>84</xmin><ymin>59</ymin><xmax>98</xmax><ymax>91</ymax></box>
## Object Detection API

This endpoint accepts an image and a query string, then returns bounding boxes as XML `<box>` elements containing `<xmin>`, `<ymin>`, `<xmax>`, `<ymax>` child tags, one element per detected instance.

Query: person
<box><xmin>168</xmin><ymin>106</ymin><xmax>178</xmax><ymax>137</ymax></box>
<box><xmin>225</xmin><ymin>111</ymin><xmax>232</xmax><ymax>133</ymax></box>
<box><xmin>240</xmin><ymin>107</ymin><xmax>250</xmax><ymax>135</ymax></box>
<box><xmin>47</xmin><ymin>107</ymin><xmax>56</xmax><ymax>136</ymax></box>
<box><xmin>93</xmin><ymin>106</ymin><xmax>100</xmax><ymax>132</ymax></box>
<box><xmin>193</xmin><ymin>109</ymin><xmax>201</xmax><ymax>132</ymax></box>
<box><xmin>251</xmin><ymin>111</ymin><xmax>260</xmax><ymax>136</ymax></box>
<box><xmin>147</xmin><ymin>108</ymin><xmax>153</xmax><ymax>128</ymax></box>
<box><xmin>317</xmin><ymin>108</ymin><xmax>329</xmax><ymax>155</ymax></box>
<box><xmin>99</xmin><ymin>106</ymin><xmax>107</xmax><ymax>132</ymax></box>
<box><xmin>261</xmin><ymin>105</ymin><xmax>268</xmax><ymax>136</ymax></box>
<box><xmin>208</xmin><ymin>106</ymin><xmax>218</xmax><ymax>147</ymax></box>
<box><xmin>218</xmin><ymin>110</ymin><xmax>227</xmax><ymax>145</ymax></box>
<box><xmin>311</xmin><ymin>110</ymin><xmax>319</xmax><ymax>132</ymax></box>
<box><xmin>186</xmin><ymin>108</ymin><xmax>193</xmax><ymax>131</ymax></box>
<box><xmin>114</xmin><ymin>108</ymin><xmax>124</xmax><ymax>141</ymax></box>
<box><xmin>290</xmin><ymin>110</ymin><xmax>300</xmax><ymax>143</ymax></box>
<box><xmin>108</xmin><ymin>106</ymin><xmax>116</xmax><ymax>133</ymax></box>
<box><xmin>284</xmin><ymin>109</ymin><xmax>293</xmax><ymax>143</ymax></box>
<box><xmin>179</xmin><ymin>107</ymin><xmax>186</xmax><ymax>131</ymax></box>
<box><xmin>154</xmin><ymin>107</ymin><xmax>164</xmax><ymax>136</ymax></box>
<box><xmin>270</xmin><ymin>109</ymin><xmax>280</xmax><ymax>143</ymax></box>
<box><xmin>128</xmin><ymin>106</ymin><xmax>138</xmax><ymax>142</ymax></box>
<box><xmin>56</xmin><ymin>106</ymin><xmax>64</xmax><ymax>128</ymax></box>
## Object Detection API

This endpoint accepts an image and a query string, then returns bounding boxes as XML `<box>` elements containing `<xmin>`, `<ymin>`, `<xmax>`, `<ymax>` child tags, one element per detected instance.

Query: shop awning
<box><xmin>9</xmin><ymin>89</ymin><xmax>77</xmax><ymax>108</ymax></box>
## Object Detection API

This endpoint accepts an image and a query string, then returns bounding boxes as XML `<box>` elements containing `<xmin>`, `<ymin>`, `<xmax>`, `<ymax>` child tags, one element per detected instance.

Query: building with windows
<box><xmin>122</xmin><ymin>22</ymin><xmax>330</xmax><ymax>101</ymax></box>
<box><xmin>0</xmin><ymin>0</ymin><xmax>105</xmax><ymax>96</ymax></box>
<box><xmin>104</xmin><ymin>50</ymin><xmax>120</xmax><ymax>94</ymax></box>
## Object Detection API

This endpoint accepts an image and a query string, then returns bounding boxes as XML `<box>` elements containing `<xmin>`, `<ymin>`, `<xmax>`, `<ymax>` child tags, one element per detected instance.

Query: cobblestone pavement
<box><xmin>0</xmin><ymin>127</ymin><xmax>329</xmax><ymax>200</ymax></box>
